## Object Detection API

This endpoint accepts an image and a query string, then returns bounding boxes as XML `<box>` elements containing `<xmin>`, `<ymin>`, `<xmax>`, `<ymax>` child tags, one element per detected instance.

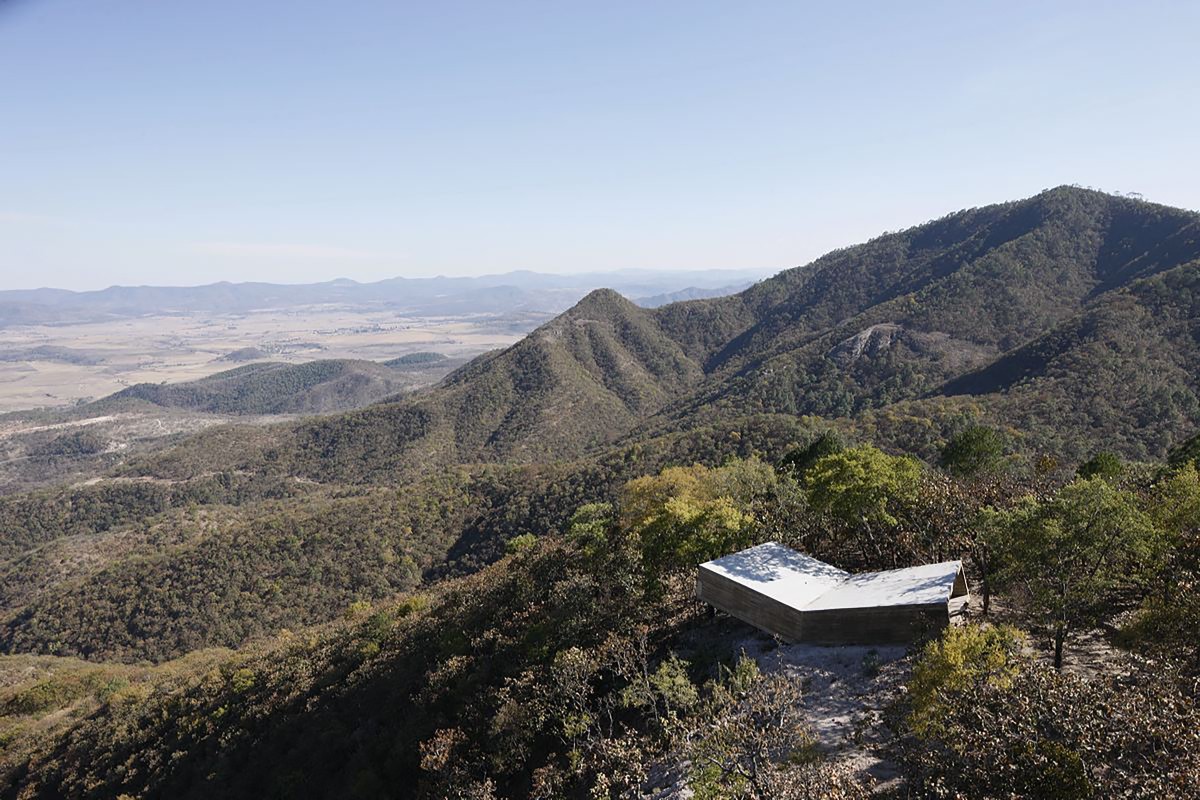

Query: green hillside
<box><xmin>118</xmin><ymin>289</ymin><xmax>708</xmax><ymax>484</ymax></box>
<box><xmin>659</xmin><ymin>188</ymin><xmax>1200</xmax><ymax>436</ymax></box>
<box><xmin>1</xmin><ymin>415</ymin><xmax>817</xmax><ymax>663</ymax></box>
<box><xmin>936</xmin><ymin>258</ymin><xmax>1200</xmax><ymax>458</ymax></box>
<box><xmin>4</xmin><ymin>450</ymin><xmax>1198</xmax><ymax>798</ymax></box>
<box><xmin>3</xmin><ymin>187</ymin><xmax>1200</xmax><ymax>798</ymax></box>
<box><xmin>383</xmin><ymin>351</ymin><xmax>450</xmax><ymax>368</ymax></box>
<box><xmin>117</xmin><ymin>187</ymin><xmax>1200</xmax><ymax>488</ymax></box>
<box><xmin>108</xmin><ymin>359</ymin><xmax>419</xmax><ymax>415</ymax></box>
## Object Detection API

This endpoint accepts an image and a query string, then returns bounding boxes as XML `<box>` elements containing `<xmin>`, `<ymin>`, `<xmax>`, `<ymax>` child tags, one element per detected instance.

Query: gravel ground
<box><xmin>744</xmin><ymin>635</ymin><xmax>913</xmax><ymax>789</ymax></box>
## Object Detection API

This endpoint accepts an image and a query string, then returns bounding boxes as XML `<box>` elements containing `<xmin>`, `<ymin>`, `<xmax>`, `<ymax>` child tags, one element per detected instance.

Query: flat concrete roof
<box><xmin>699</xmin><ymin>542</ymin><xmax>964</xmax><ymax>611</ymax></box>
<box><xmin>699</xmin><ymin>541</ymin><xmax>848</xmax><ymax>609</ymax></box>
<box><xmin>803</xmin><ymin>561</ymin><xmax>964</xmax><ymax>610</ymax></box>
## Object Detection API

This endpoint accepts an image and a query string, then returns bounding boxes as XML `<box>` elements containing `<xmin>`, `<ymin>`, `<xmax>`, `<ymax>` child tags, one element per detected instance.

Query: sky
<box><xmin>2</xmin><ymin>0</ymin><xmax>1198</xmax><ymax>291</ymax></box>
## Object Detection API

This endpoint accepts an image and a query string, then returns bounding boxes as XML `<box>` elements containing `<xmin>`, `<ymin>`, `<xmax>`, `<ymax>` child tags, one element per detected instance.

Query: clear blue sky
<box><xmin>2</xmin><ymin>0</ymin><xmax>1198</xmax><ymax>290</ymax></box>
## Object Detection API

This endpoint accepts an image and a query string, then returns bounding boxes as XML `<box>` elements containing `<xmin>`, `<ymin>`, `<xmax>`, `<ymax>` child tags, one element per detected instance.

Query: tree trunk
<box><xmin>1053</xmin><ymin>626</ymin><xmax>1065</xmax><ymax>670</ymax></box>
<box><xmin>981</xmin><ymin>575</ymin><xmax>991</xmax><ymax>617</ymax></box>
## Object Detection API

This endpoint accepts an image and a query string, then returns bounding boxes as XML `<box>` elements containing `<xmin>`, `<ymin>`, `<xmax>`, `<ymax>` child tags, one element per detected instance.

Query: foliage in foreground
<box><xmin>0</xmin><ymin>460</ymin><xmax>860</xmax><ymax>799</ymax></box>
<box><xmin>1</xmin><ymin>443</ymin><xmax>1198</xmax><ymax>797</ymax></box>
<box><xmin>988</xmin><ymin>477</ymin><xmax>1167</xmax><ymax>668</ymax></box>
<box><xmin>898</xmin><ymin>625</ymin><xmax>1200</xmax><ymax>799</ymax></box>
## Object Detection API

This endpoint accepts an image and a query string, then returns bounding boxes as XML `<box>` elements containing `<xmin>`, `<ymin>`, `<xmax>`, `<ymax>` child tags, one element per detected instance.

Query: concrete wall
<box><xmin>799</xmin><ymin>604</ymin><xmax>949</xmax><ymax>645</ymax></box>
<box><xmin>696</xmin><ymin>567</ymin><xmax>807</xmax><ymax>641</ymax></box>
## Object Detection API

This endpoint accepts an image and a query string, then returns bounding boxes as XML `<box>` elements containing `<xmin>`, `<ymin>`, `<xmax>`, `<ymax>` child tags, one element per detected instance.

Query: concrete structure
<box><xmin>696</xmin><ymin>542</ymin><xmax>969</xmax><ymax>644</ymax></box>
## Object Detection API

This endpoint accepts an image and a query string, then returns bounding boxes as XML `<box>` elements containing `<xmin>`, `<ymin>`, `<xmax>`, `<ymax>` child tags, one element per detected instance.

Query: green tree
<box><xmin>622</xmin><ymin>459</ymin><xmax>776</xmax><ymax>590</ymax></box>
<box><xmin>504</xmin><ymin>532</ymin><xmax>538</xmax><ymax>555</ymax></box>
<box><xmin>940</xmin><ymin>425</ymin><xmax>1006</xmax><ymax>478</ymax></box>
<box><xmin>1076</xmin><ymin>451</ymin><xmax>1123</xmax><ymax>480</ymax></box>
<box><xmin>803</xmin><ymin>445</ymin><xmax>923</xmax><ymax>566</ymax></box>
<box><xmin>907</xmin><ymin>624</ymin><xmax>1025</xmax><ymax>738</ymax></box>
<box><xmin>1123</xmin><ymin>463</ymin><xmax>1200</xmax><ymax>674</ymax></box>
<box><xmin>778</xmin><ymin>432</ymin><xmax>844</xmax><ymax>476</ymax></box>
<box><xmin>1168</xmin><ymin>431</ymin><xmax>1200</xmax><ymax>471</ymax></box>
<box><xmin>618</xmin><ymin>652</ymin><xmax>698</xmax><ymax>723</ymax></box>
<box><xmin>990</xmin><ymin>478</ymin><xmax>1165</xmax><ymax>668</ymax></box>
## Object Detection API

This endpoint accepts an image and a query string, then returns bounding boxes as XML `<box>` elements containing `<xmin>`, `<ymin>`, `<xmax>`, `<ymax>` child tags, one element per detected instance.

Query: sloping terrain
<box><xmin>0</xmin><ymin>415</ymin><xmax>816</xmax><ymax>662</ymax></box>
<box><xmin>119</xmin><ymin>289</ymin><xmax>709</xmax><ymax>484</ymax></box>
<box><xmin>4</xmin><ymin>188</ymin><xmax>1200</xmax><ymax>665</ymax></box>
<box><xmin>3</xmin><ymin>187</ymin><xmax>1200</xmax><ymax>798</ymax></box>
<box><xmin>935</xmin><ymin>258</ymin><xmax>1200</xmax><ymax>458</ymax></box>
<box><xmin>22</xmin><ymin>185</ymin><xmax>1194</xmax><ymax>667</ymax></box>
<box><xmin>117</xmin><ymin>187</ymin><xmax>1200</xmax><ymax>488</ymax></box>
<box><xmin>656</xmin><ymin>187</ymin><xmax>1200</xmax><ymax>431</ymax></box>
<box><xmin>106</xmin><ymin>359</ymin><xmax>418</xmax><ymax>416</ymax></box>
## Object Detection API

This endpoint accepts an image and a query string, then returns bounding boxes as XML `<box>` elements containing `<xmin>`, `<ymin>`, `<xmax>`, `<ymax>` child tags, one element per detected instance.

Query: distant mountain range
<box><xmin>0</xmin><ymin>268</ymin><xmax>772</xmax><ymax>326</ymax></box>
<box><xmin>115</xmin><ymin>186</ymin><xmax>1200</xmax><ymax>486</ymax></box>
<box><xmin>633</xmin><ymin>282</ymin><xmax>755</xmax><ymax>307</ymax></box>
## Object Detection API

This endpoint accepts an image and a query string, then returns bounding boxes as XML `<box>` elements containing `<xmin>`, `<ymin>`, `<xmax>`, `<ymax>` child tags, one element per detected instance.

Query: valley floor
<box><xmin>0</xmin><ymin>305</ymin><xmax>533</xmax><ymax>413</ymax></box>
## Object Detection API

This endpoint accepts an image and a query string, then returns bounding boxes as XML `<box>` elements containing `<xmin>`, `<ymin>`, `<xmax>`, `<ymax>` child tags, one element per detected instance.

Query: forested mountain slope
<box><xmin>120</xmin><ymin>289</ymin><xmax>709</xmax><ymax>483</ymax></box>
<box><xmin>122</xmin><ymin>186</ymin><xmax>1200</xmax><ymax>486</ymax></box>
<box><xmin>0</xmin><ymin>416</ymin><xmax>816</xmax><ymax>662</ymax></box>
<box><xmin>4</xmin><ymin>187</ymin><xmax>1200</xmax><ymax>798</ymax></box>
<box><xmin>936</xmin><ymin>257</ymin><xmax>1200</xmax><ymax>457</ymax></box>
<box><xmin>654</xmin><ymin>186</ymin><xmax>1200</xmax><ymax>433</ymax></box>
<box><xmin>8</xmin><ymin>185</ymin><xmax>1198</xmax><ymax>663</ymax></box>
<box><xmin>106</xmin><ymin>359</ymin><xmax>420</xmax><ymax>415</ymax></box>
<box><xmin>427</xmin><ymin>287</ymin><xmax>703</xmax><ymax>460</ymax></box>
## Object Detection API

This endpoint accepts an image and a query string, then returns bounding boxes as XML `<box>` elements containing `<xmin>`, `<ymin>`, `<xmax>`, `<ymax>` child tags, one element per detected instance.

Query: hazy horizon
<box><xmin>3</xmin><ymin>1</ymin><xmax>1199</xmax><ymax>291</ymax></box>
<box><xmin>0</xmin><ymin>264</ymin><xmax>776</xmax><ymax>295</ymax></box>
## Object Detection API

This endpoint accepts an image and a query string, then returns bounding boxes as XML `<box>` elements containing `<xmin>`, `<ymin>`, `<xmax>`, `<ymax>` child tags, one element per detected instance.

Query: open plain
<box><xmin>0</xmin><ymin>305</ymin><xmax>536</xmax><ymax>413</ymax></box>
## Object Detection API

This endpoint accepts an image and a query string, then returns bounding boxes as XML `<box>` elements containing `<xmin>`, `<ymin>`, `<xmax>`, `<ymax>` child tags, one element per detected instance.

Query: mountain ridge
<box><xmin>108</xmin><ymin>187</ymin><xmax>1200</xmax><ymax>485</ymax></box>
<box><xmin>0</xmin><ymin>268</ymin><xmax>772</xmax><ymax>326</ymax></box>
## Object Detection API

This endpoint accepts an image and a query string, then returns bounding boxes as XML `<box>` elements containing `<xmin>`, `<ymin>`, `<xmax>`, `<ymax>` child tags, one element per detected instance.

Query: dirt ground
<box><xmin>638</xmin><ymin>628</ymin><xmax>912</xmax><ymax>799</ymax></box>
<box><xmin>744</xmin><ymin>635</ymin><xmax>911</xmax><ymax>788</ymax></box>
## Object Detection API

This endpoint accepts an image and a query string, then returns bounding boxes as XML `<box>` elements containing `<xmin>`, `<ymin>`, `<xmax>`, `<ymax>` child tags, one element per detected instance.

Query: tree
<box><xmin>621</xmin><ymin>459</ymin><xmax>776</xmax><ymax>590</ymax></box>
<box><xmin>906</xmin><ymin>624</ymin><xmax>1025</xmax><ymax>738</ymax></box>
<box><xmin>803</xmin><ymin>445</ymin><xmax>923</xmax><ymax>567</ymax></box>
<box><xmin>940</xmin><ymin>426</ymin><xmax>1005</xmax><ymax>478</ymax></box>
<box><xmin>1168</xmin><ymin>431</ymin><xmax>1200</xmax><ymax>471</ymax></box>
<box><xmin>504</xmin><ymin>532</ymin><xmax>538</xmax><ymax>555</ymax></box>
<box><xmin>686</xmin><ymin>657</ymin><xmax>868</xmax><ymax>800</ymax></box>
<box><xmin>778</xmin><ymin>432</ymin><xmax>844</xmax><ymax>476</ymax></box>
<box><xmin>900</xmin><ymin>657</ymin><xmax>1200</xmax><ymax>799</ymax></box>
<box><xmin>564</xmin><ymin>502</ymin><xmax>615</xmax><ymax>559</ymax></box>
<box><xmin>1076</xmin><ymin>451</ymin><xmax>1123</xmax><ymax>480</ymax></box>
<box><xmin>1123</xmin><ymin>463</ymin><xmax>1200</xmax><ymax>675</ymax></box>
<box><xmin>907</xmin><ymin>470</ymin><xmax>1035</xmax><ymax>616</ymax></box>
<box><xmin>990</xmin><ymin>478</ymin><xmax>1165</xmax><ymax>668</ymax></box>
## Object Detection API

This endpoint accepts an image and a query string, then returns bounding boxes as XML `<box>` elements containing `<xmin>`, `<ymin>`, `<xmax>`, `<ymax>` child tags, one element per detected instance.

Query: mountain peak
<box><xmin>1032</xmin><ymin>184</ymin><xmax>1184</xmax><ymax>212</ymax></box>
<box><xmin>562</xmin><ymin>287</ymin><xmax>637</xmax><ymax>318</ymax></box>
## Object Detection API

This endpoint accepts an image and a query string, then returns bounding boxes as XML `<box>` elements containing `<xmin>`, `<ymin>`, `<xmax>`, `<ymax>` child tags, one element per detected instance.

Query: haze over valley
<box><xmin>0</xmin><ymin>268</ymin><xmax>763</xmax><ymax>412</ymax></box>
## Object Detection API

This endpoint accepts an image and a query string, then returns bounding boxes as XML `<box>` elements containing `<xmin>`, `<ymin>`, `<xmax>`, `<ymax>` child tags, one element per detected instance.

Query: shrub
<box><xmin>1077</xmin><ymin>451</ymin><xmax>1123</xmax><ymax>480</ymax></box>
<box><xmin>779</xmin><ymin>432</ymin><xmax>845</xmax><ymax>476</ymax></box>
<box><xmin>906</xmin><ymin>624</ymin><xmax>1025</xmax><ymax>739</ymax></box>
<box><xmin>504</xmin><ymin>533</ymin><xmax>538</xmax><ymax>555</ymax></box>
<box><xmin>899</xmin><ymin>657</ymin><xmax>1200</xmax><ymax>799</ymax></box>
